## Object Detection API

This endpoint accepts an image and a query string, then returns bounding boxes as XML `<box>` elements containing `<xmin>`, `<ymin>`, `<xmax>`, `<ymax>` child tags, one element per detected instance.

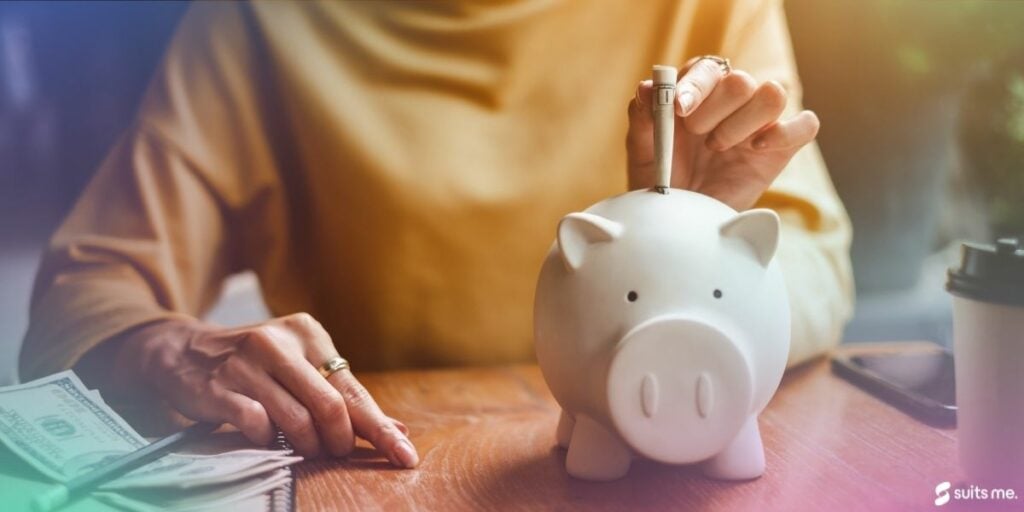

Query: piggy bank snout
<box><xmin>606</xmin><ymin>317</ymin><xmax>754</xmax><ymax>465</ymax></box>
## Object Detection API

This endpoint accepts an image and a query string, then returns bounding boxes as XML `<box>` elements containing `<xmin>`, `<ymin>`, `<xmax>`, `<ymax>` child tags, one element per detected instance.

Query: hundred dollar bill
<box><xmin>105</xmin><ymin>450</ymin><xmax>301</xmax><ymax>490</ymax></box>
<box><xmin>94</xmin><ymin>468</ymin><xmax>291</xmax><ymax>512</ymax></box>
<box><xmin>0</xmin><ymin>369</ymin><xmax>299</xmax><ymax>504</ymax></box>
<box><xmin>0</xmin><ymin>370</ymin><xmax>148</xmax><ymax>481</ymax></box>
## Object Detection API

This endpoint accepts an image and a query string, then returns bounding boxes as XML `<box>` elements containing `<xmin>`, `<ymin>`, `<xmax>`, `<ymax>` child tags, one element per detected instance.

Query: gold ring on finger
<box><xmin>698</xmin><ymin>55</ymin><xmax>731</xmax><ymax>75</ymax></box>
<box><xmin>318</xmin><ymin>356</ymin><xmax>350</xmax><ymax>379</ymax></box>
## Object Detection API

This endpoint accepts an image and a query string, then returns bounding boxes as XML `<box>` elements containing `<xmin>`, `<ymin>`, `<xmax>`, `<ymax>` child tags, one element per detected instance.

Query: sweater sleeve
<box><xmin>719</xmin><ymin>0</ymin><xmax>856</xmax><ymax>366</ymax></box>
<box><xmin>19</xmin><ymin>2</ymin><xmax>284</xmax><ymax>380</ymax></box>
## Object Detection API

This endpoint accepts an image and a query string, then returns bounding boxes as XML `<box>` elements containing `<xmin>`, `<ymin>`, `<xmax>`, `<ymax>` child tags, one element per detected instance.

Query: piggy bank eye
<box><xmin>713</xmin><ymin>289</ymin><xmax>723</xmax><ymax>299</ymax></box>
<box><xmin>626</xmin><ymin>291</ymin><xmax>638</xmax><ymax>302</ymax></box>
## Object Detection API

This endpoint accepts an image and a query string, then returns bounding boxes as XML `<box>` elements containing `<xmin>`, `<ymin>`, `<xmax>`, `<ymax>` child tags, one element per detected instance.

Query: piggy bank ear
<box><xmin>719</xmin><ymin>209</ymin><xmax>780</xmax><ymax>267</ymax></box>
<box><xmin>557</xmin><ymin>212</ymin><xmax>623</xmax><ymax>272</ymax></box>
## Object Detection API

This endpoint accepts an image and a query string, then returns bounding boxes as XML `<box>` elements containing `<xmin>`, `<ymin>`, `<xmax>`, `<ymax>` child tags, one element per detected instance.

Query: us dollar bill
<box><xmin>0</xmin><ymin>370</ymin><xmax>300</xmax><ymax>490</ymax></box>
<box><xmin>0</xmin><ymin>370</ymin><xmax>148</xmax><ymax>481</ymax></box>
<box><xmin>105</xmin><ymin>450</ymin><xmax>301</xmax><ymax>490</ymax></box>
<box><xmin>94</xmin><ymin>468</ymin><xmax>292</xmax><ymax>512</ymax></box>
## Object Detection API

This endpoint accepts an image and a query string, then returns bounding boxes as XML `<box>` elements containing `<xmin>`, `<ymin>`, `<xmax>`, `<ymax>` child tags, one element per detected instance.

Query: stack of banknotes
<box><xmin>0</xmin><ymin>370</ymin><xmax>301</xmax><ymax>512</ymax></box>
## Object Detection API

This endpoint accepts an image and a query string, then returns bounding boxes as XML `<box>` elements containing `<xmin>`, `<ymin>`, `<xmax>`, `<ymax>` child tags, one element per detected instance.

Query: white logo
<box><xmin>934</xmin><ymin>481</ymin><xmax>1019</xmax><ymax>506</ymax></box>
<box><xmin>935</xmin><ymin>481</ymin><xmax>951</xmax><ymax>506</ymax></box>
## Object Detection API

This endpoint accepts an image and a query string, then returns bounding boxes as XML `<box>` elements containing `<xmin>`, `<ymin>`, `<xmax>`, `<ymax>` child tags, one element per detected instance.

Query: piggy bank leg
<box><xmin>556</xmin><ymin>409</ymin><xmax>575</xmax><ymax>449</ymax></box>
<box><xmin>701</xmin><ymin>414</ymin><xmax>765</xmax><ymax>480</ymax></box>
<box><xmin>565</xmin><ymin>415</ymin><xmax>631</xmax><ymax>480</ymax></box>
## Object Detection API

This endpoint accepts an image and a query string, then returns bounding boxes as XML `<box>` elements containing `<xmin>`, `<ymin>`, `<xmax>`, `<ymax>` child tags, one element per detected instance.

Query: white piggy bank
<box><xmin>534</xmin><ymin>188</ymin><xmax>790</xmax><ymax>481</ymax></box>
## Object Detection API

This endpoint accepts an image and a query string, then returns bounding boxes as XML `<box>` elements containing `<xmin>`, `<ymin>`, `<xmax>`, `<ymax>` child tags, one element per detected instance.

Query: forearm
<box><xmin>19</xmin><ymin>267</ymin><xmax>191</xmax><ymax>382</ymax></box>
<box><xmin>21</xmin><ymin>122</ymin><xmax>246</xmax><ymax>382</ymax></box>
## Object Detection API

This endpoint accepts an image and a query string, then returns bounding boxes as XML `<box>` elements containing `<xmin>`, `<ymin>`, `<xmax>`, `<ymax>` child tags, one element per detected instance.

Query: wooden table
<box><xmin>295</xmin><ymin>344</ymin><xmax>988</xmax><ymax>511</ymax></box>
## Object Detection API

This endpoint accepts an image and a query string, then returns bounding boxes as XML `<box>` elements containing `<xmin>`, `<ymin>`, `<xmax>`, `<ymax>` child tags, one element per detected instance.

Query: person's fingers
<box><xmin>328</xmin><ymin>370</ymin><xmax>419</xmax><ymax>468</ymax></box>
<box><xmin>209</xmin><ymin>388</ymin><xmax>275</xmax><ymax>446</ymax></box>
<box><xmin>269</xmin><ymin>313</ymin><xmax>358</xmax><ymax>457</ymax></box>
<box><xmin>279</xmin><ymin>312</ymin><xmax>416</xmax><ymax>466</ymax></box>
<box><xmin>683</xmin><ymin>70</ymin><xmax>757</xmax><ymax>135</ymax></box>
<box><xmin>268</xmin><ymin>354</ymin><xmax>356</xmax><ymax>458</ymax></box>
<box><xmin>750</xmin><ymin>110</ymin><xmax>820</xmax><ymax>151</ymax></box>
<box><xmin>389</xmin><ymin>417</ymin><xmax>410</xmax><ymax>436</ymax></box>
<box><xmin>625</xmin><ymin>80</ymin><xmax>658</xmax><ymax>190</ymax></box>
<box><xmin>705</xmin><ymin>80</ymin><xmax>787</xmax><ymax>151</ymax></box>
<box><xmin>675</xmin><ymin>57</ymin><xmax>729</xmax><ymax>117</ymax></box>
<box><xmin>165</xmin><ymin>382</ymin><xmax>275</xmax><ymax>446</ymax></box>
<box><xmin>252</xmin><ymin>376</ymin><xmax>322</xmax><ymax>457</ymax></box>
<box><xmin>626</xmin><ymin>80</ymin><xmax>655</xmax><ymax>159</ymax></box>
<box><xmin>632</xmin><ymin>79</ymin><xmax>653</xmax><ymax>111</ymax></box>
<box><xmin>220</xmin><ymin>356</ymin><xmax>322</xmax><ymax>457</ymax></box>
<box><xmin>277</xmin><ymin>313</ymin><xmax>334</xmax><ymax>360</ymax></box>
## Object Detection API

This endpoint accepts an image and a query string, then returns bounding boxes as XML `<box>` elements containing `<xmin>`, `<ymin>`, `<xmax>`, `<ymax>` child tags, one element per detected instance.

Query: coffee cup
<box><xmin>946</xmin><ymin>237</ymin><xmax>1024</xmax><ymax>487</ymax></box>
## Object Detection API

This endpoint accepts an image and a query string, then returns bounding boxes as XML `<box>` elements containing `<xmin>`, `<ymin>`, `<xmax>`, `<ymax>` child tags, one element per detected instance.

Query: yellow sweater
<box><xmin>20</xmin><ymin>0</ymin><xmax>852</xmax><ymax>378</ymax></box>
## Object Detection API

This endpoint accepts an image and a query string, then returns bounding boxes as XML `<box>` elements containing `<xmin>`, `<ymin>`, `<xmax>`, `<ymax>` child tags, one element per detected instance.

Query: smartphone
<box><xmin>831</xmin><ymin>345</ymin><xmax>957</xmax><ymax>428</ymax></box>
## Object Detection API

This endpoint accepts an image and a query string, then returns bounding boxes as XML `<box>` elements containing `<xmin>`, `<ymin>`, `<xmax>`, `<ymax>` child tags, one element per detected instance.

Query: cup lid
<box><xmin>946</xmin><ymin>238</ymin><xmax>1024</xmax><ymax>305</ymax></box>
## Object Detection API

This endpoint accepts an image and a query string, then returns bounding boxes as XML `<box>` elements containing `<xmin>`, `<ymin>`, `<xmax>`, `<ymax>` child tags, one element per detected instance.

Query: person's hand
<box><xmin>626</xmin><ymin>57</ymin><xmax>820</xmax><ymax>210</ymax></box>
<box><xmin>103</xmin><ymin>313</ymin><xmax>419</xmax><ymax>467</ymax></box>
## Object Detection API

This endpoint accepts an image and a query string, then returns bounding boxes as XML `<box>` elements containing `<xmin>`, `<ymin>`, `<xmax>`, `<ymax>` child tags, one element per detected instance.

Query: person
<box><xmin>19</xmin><ymin>0</ymin><xmax>852</xmax><ymax>470</ymax></box>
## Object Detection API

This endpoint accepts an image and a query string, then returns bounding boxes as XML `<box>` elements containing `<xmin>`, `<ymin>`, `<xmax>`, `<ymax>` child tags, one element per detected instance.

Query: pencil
<box><xmin>31</xmin><ymin>422</ymin><xmax>220</xmax><ymax>512</ymax></box>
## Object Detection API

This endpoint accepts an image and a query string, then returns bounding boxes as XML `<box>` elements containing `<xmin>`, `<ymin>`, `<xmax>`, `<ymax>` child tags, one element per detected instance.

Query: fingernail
<box><xmin>635</xmin><ymin>80</ymin><xmax>652</xmax><ymax>108</ymax></box>
<box><xmin>394</xmin><ymin>438</ymin><xmax>419</xmax><ymax>468</ymax></box>
<box><xmin>753</xmin><ymin>137</ymin><xmax>767</xmax><ymax>150</ymax></box>
<box><xmin>678</xmin><ymin>91</ymin><xmax>695</xmax><ymax>116</ymax></box>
